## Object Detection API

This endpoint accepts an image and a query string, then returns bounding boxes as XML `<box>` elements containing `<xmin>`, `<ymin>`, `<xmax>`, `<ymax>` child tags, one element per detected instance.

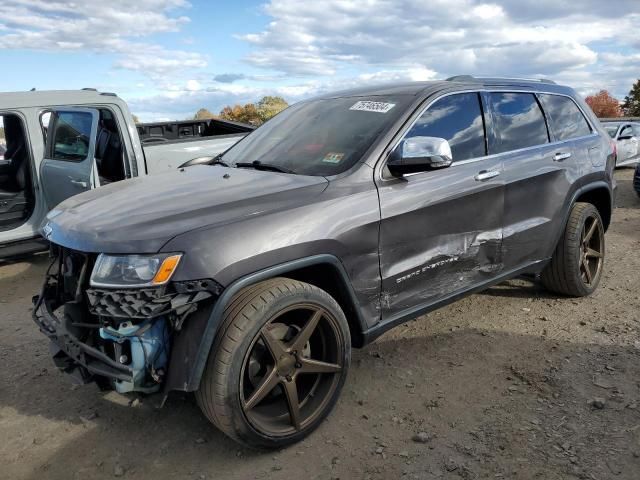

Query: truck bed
<box><xmin>139</xmin><ymin>118</ymin><xmax>253</xmax><ymax>174</ymax></box>
<box><xmin>137</xmin><ymin>118</ymin><xmax>254</xmax><ymax>144</ymax></box>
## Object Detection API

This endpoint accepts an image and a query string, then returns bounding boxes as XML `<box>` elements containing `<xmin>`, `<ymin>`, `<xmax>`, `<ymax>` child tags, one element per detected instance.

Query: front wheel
<box><xmin>541</xmin><ymin>202</ymin><xmax>605</xmax><ymax>297</ymax></box>
<box><xmin>196</xmin><ymin>278</ymin><xmax>351</xmax><ymax>448</ymax></box>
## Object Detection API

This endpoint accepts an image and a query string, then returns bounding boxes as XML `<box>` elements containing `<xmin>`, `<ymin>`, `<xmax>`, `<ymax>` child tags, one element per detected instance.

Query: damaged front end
<box><xmin>32</xmin><ymin>245</ymin><xmax>220</xmax><ymax>396</ymax></box>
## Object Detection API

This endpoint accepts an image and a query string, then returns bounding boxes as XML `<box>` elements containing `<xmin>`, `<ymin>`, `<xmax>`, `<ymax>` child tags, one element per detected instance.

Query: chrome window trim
<box><xmin>377</xmin><ymin>88</ymin><xmax>599</xmax><ymax>182</ymax></box>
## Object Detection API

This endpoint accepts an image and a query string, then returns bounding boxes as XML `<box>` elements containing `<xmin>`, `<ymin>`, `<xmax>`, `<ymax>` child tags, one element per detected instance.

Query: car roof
<box><xmin>309</xmin><ymin>76</ymin><xmax>575</xmax><ymax>101</ymax></box>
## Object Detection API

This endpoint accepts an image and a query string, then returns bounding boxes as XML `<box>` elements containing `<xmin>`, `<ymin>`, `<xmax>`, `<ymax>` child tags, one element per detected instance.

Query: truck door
<box><xmin>40</xmin><ymin>107</ymin><xmax>99</xmax><ymax>209</ymax></box>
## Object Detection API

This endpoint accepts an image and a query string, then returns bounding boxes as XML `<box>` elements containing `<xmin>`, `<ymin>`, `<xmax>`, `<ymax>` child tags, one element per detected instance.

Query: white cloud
<box><xmin>0</xmin><ymin>0</ymin><xmax>206</xmax><ymax>78</ymax></box>
<box><xmin>236</xmin><ymin>0</ymin><xmax>640</xmax><ymax>98</ymax></box>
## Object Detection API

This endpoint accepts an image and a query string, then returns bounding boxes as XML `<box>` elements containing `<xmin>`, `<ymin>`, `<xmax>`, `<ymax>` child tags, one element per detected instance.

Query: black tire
<box><xmin>541</xmin><ymin>202</ymin><xmax>605</xmax><ymax>297</ymax></box>
<box><xmin>196</xmin><ymin>277</ymin><xmax>351</xmax><ymax>448</ymax></box>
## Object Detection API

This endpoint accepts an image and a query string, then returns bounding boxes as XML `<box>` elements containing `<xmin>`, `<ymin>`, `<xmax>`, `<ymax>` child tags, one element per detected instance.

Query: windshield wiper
<box><xmin>235</xmin><ymin>160</ymin><xmax>295</xmax><ymax>174</ymax></box>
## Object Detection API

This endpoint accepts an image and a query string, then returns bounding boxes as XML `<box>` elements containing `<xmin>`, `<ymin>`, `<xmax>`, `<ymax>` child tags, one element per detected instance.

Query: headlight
<box><xmin>90</xmin><ymin>253</ymin><xmax>182</xmax><ymax>288</ymax></box>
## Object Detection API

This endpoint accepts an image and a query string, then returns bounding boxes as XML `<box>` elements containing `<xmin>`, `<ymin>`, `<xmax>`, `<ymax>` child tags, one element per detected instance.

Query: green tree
<box><xmin>623</xmin><ymin>79</ymin><xmax>640</xmax><ymax>116</ymax></box>
<box><xmin>193</xmin><ymin>108</ymin><xmax>216</xmax><ymax>120</ymax></box>
<box><xmin>256</xmin><ymin>96</ymin><xmax>288</xmax><ymax>123</ymax></box>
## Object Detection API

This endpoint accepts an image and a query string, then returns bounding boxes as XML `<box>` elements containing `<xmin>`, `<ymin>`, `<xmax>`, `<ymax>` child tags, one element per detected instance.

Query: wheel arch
<box><xmin>186</xmin><ymin>254</ymin><xmax>368</xmax><ymax>391</ymax></box>
<box><xmin>574</xmin><ymin>183</ymin><xmax>612</xmax><ymax>231</ymax></box>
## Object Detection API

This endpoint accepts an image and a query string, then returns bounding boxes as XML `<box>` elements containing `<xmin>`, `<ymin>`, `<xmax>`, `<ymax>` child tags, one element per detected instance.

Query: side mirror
<box><xmin>387</xmin><ymin>136</ymin><xmax>453</xmax><ymax>176</ymax></box>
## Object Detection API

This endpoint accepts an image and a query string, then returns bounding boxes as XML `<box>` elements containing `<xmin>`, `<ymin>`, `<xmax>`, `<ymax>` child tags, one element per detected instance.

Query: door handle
<box><xmin>70</xmin><ymin>179</ymin><xmax>89</xmax><ymax>188</ymax></box>
<box><xmin>474</xmin><ymin>170</ymin><xmax>501</xmax><ymax>181</ymax></box>
<box><xmin>553</xmin><ymin>152</ymin><xmax>572</xmax><ymax>162</ymax></box>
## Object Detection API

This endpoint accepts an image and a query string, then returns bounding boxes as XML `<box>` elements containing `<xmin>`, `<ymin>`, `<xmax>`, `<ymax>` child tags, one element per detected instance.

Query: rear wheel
<box><xmin>196</xmin><ymin>278</ymin><xmax>350</xmax><ymax>448</ymax></box>
<box><xmin>541</xmin><ymin>202</ymin><xmax>605</xmax><ymax>296</ymax></box>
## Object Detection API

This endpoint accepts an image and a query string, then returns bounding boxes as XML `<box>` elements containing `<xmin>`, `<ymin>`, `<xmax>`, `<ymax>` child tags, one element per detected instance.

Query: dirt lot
<box><xmin>1</xmin><ymin>168</ymin><xmax>639</xmax><ymax>480</ymax></box>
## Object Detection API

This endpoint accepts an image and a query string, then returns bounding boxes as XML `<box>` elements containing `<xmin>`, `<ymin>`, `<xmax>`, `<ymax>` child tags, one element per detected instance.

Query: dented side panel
<box><xmin>376</xmin><ymin>158</ymin><xmax>505</xmax><ymax>317</ymax></box>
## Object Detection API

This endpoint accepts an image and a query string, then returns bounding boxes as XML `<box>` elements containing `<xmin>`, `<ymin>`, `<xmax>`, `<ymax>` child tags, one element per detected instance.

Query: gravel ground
<box><xmin>1</xmin><ymin>168</ymin><xmax>639</xmax><ymax>480</ymax></box>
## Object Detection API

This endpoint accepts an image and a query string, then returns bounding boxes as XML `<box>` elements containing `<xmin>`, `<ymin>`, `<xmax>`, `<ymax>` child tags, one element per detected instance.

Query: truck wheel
<box><xmin>196</xmin><ymin>277</ymin><xmax>351</xmax><ymax>448</ymax></box>
<box><xmin>541</xmin><ymin>202</ymin><xmax>605</xmax><ymax>297</ymax></box>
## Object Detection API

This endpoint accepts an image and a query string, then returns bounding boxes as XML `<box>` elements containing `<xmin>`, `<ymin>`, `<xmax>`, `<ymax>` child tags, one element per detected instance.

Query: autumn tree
<box><xmin>585</xmin><ymin>90</ymin><xmax>622</xmax><ymax>118</ymax></box>
<box><xmin>623</xmin><ymin>79</ymin><xmax>640</xmax><ymax>117</ymax></box>
<box><xmin>219</xmin><ymin>96</ymin><xmax>289</xmax><ymax>125</ymax></box>
<box><xmin>193</xmin><ymin>108</ymin><xmax>216</xmax><ymax>120</ymax></box>
<box><xmin>219</xmin><ymin>103</ymin><xmax>262</xmax><ymax>125</ymax></box>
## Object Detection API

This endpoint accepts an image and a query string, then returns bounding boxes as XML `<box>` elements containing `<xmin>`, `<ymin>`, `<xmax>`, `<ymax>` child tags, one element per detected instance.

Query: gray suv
<box><xmin>33</xmin><ymin>76</ymin><xmax>615</xmax><ymax>448</ymax></box>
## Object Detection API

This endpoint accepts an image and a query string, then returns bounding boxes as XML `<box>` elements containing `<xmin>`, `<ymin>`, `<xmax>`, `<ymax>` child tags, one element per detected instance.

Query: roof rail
<box><xmin>446</xmin><ymin>75</ymin><xmax>556</xmax><ymax>85</ymax></box>
<box><xmin>82</xmin><ymin>87</ymin><xmax>98</xmax><ymax>91</ymax></box>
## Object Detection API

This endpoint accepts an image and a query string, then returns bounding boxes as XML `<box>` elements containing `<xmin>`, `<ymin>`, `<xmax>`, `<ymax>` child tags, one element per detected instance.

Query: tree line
<box><xmin>192</xmin><ymin>96</ymin><xmax>288</xmax><ymax>125</ymax></box>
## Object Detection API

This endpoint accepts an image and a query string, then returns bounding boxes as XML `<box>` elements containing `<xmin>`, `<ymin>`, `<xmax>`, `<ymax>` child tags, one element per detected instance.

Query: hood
<box><xmin>44</xmin><ymin>165</ymin><xmax>329</xmax><ymax>253</ymax></box>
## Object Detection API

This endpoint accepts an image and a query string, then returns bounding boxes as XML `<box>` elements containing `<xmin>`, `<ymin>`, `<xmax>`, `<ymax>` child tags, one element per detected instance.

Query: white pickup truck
<box><xmin>0</xmin><ymin>89</ymin><xmax>253</xmax><ymax>257</ymax></box>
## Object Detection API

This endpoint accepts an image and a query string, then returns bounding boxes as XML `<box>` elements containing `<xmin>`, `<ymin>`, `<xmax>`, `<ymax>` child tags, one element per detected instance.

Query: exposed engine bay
<box><xmin>32</xmin><ymin>245</ymin><xmax>220</xmax><ymax>395</ymax></box>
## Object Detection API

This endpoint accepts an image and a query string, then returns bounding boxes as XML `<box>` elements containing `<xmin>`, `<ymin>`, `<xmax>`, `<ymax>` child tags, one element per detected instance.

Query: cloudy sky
<box><xmin>1</xmin><ymin>0</ymin><xmax>638</xmax><ymax>121</ymax></box>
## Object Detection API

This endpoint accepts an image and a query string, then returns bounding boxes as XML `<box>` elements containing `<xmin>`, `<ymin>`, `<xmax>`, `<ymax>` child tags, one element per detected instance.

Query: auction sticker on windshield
<box><xmin>349</xmin><ymin>101</ymin><xmax>396</xmax><ymax>113</ymax></box>
<box><xmin>322</xmin><ymin>152</ymin><xmax>345</xmax><ymax>163</ymax></box>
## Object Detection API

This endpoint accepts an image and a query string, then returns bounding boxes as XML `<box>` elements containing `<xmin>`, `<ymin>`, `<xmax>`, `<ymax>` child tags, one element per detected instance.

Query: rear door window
<box><xmin>405</xmin><ymin>92</ymin><xmax>486</xmax><ymax>162</ymax></box>
<box><xmin>538</xmin><ymin>94</ymin><xmax>592</xmax><ymax>141</ymax></box>
<box><xmin>488</xmin><ymin>92</ymin><xmax>549</xmax><ymax>155</ymax></box>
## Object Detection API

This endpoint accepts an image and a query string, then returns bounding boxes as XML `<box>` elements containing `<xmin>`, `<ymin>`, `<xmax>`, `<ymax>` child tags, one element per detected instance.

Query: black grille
<box><xmin>86</xmin><ymin>287</ymin><xmax>173</xmax><ymax>318</ymax></box>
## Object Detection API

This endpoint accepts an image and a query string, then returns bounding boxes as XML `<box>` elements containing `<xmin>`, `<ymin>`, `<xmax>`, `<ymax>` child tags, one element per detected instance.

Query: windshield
<box><xmin>603</xmin><ymin>124</ymin><xmax>619</xmax><ymax>138</ymax></box>
<box><xmin>221</xmin><ymin>95</ymin><xmax>412</xmax><ymax>176</ymax></box>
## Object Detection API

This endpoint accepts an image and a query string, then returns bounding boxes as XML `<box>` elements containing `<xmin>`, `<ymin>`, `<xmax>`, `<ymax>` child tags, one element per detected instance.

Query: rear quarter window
<box><xmin>538</xmin><ymin>94</ymin><xmax>592</xmax><ymax>141</ymax></box>
<box><xmin>488</xmin><ymin>92</ymin><xmax>549</xmax><ymax>154</ymax></box>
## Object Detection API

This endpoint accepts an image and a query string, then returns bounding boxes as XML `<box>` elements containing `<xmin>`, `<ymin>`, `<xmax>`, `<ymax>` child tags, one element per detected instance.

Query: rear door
<box><xmin>491</xmin><ymin>91</ymin><xmax>566</xmax><ymax>270</ymax></box>
<box><xmin>499</xmin><ymin>92</ymin><xmax>594</xmax><ymax>270</ymax></box>
<box><xmin>40</xmin><ymin>107</ymin><xmax>99</xmax><ymax>209</ymax></box>
<box><xmin>376</xmin><ymin>92</ymin><xmax>504</xmax><ymax>319</ymax></box>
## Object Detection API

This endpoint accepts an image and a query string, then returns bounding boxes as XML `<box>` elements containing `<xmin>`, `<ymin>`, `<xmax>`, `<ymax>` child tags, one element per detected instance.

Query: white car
<box><xmin>602</xmin><ymin>121</ymin><xmax>640</xmax><ymax>167</ymax></box>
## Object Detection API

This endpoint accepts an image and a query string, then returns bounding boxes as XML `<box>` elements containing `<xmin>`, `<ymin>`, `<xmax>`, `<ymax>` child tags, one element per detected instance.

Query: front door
<box><xmin>617</xmin><ymin>124</ymin><xmax>637</xmax><ymax>164</ymax></box>
<box><xmin>40</xmin><ymin>107</ymin><xmax>99</xmax><ymax>209</ymax></box>
<box><xmin>376</xmin><ymin>92</ymin><xmax>504</xmax><ymax>320</ymax></box>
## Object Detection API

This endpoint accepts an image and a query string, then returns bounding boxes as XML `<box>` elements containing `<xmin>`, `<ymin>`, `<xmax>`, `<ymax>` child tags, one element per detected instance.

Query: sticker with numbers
<box><xmin>349</xmin><ymin>101</ymin><xmax>396</xmax><ymax>113</ymax></box>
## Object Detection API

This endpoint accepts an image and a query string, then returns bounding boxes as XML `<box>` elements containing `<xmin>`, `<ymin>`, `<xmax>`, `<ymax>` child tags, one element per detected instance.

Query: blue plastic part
<box><xmin>99</xmin><ymin>317</ymin><xmax>170</xmax><ymax>393</ymax></box>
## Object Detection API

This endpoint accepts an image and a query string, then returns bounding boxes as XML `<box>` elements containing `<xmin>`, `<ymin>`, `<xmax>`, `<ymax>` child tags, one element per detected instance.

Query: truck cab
<box><xmin>0</xmin><ymin>89</ymin><xmax>252</xmax><ymax>258</ymax></box>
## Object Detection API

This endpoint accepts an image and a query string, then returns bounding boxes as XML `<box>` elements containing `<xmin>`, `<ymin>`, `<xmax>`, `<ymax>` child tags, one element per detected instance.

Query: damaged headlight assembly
<box><xmin>30</xmin><ymin>249</ymin><xmax>185</xmax><ymax>394</ymax></box>
<box><xmin>90</xmin><ymin>253</ymin><xmax>182</xmax><ymax>288</ymax></box>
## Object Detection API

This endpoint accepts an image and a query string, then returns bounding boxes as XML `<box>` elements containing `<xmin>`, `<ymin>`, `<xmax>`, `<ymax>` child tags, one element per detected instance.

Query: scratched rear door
<box><xmin>376</xmin><ymin>91</ymin><xmax>505</xmax><ymax>319</ymax></box>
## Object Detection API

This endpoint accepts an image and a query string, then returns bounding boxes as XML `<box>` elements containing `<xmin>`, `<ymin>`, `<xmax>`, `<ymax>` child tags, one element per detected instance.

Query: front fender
<box><xmin>180</xmin><ymin>254</ymin><xmax>367</xmax><ymax>392</ymax></box>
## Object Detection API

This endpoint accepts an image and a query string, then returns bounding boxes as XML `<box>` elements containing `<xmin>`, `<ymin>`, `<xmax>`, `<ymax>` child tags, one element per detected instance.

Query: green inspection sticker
<box><xmin>322</xmin><ymin>152</ymin><xmax>345</xmax><ymax>163</ymax></box>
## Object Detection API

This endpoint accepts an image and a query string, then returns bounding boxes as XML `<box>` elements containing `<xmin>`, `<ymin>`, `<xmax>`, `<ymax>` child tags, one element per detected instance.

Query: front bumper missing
<box><xmin>31</xmin><ymin>248</ymin><xmax>221</xmax><ymax>392</ymax></box>
<box><xmin>33</xmin><ymin>296</ymin><xmax>134</xmax><ymax>384</ymax></box>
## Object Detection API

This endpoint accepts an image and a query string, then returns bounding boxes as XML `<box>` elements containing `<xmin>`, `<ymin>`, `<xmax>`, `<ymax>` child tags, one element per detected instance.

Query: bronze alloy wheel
<box><xmin>541</xmin><ymin>202</ymin><xmax>606</xmax><ymax>297</ymax></box>
<box><xmin>579</xmin><ymin>213</ymin><xmax>604</xmax><ymax>287</ymax></box>
<box><xmin>240</xmin><ymin>304</ymin><xmax>344</xmax><ymax>436</ymax></box>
